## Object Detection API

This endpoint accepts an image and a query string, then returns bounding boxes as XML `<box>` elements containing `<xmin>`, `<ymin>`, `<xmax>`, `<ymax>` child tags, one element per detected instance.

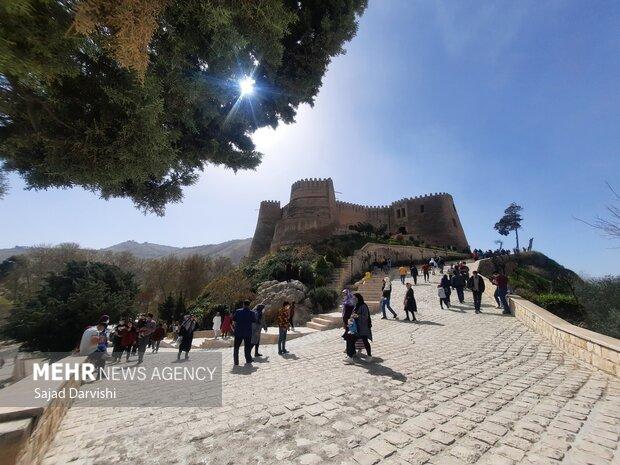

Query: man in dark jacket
<box><xmin>467</xmin><ymin>271</ymin><xmax>486</xmax><ymax>313</ymax></box>
<box><xmin>451</xmin><ymin>272</ymin><xmax>466</xmax><ymax>303</ymax></box>
<box><xmin>410</xmin><ymin>263</ymin><xmax>419</xmax><ymax>285</ymax></box>
<box><xmin>232</xmin><ymin>300</ymin><xmax>256</xmax><ymax>366</ymax></box>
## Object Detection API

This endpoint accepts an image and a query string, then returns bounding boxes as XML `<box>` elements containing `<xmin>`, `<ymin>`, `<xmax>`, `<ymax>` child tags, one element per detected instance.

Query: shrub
<box><xmin>313</xmin><ymin>256</ymin><xmax>333</xmax><ymax>279</ymax></box>
<box><xmin>308</xmin><ymin>287</ymin><xmax>339</xmax><ymax>313</ymax></box>
<box><xmin>534</xmin><ymin>293</ymin><xmax>583</xmax><ymax>324</ymax></box>
<box><xmin>576</xmin><ymin>276</ymin><xmax>620</xmax><ymax>339</ymax></box>
<box><xmin>315</xmin><ymin>275</ymin><xmax>326</xmax><ymax>287</ymax></box>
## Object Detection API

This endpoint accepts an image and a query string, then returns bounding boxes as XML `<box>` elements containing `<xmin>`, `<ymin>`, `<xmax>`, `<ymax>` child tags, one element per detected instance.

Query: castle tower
<box><xmin>248</xmin><ymin>200</ymin><xmax>281</xmax><ymax>260</ymax></box>
<box><xmin>270</xmin><ymin>178</ymin><xmax>339</xmax><ymax>250</ymax></box>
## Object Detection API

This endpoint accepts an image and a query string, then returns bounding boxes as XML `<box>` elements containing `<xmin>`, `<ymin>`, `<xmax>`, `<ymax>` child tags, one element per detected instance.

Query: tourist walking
<box><xmin>111</xmin><ymin>318</ymin><xmax>128</xmax><ymax>362</ymax></box>
<box><xmin>251</xmin><ymin>304</ymin><xmax>267</xmax><ymax>357</ymax></box>
<box><xmin>212</xmin><ymin>312</ymin><xmax>222</xmax><ymax>339</ymax></box>
<box><xmin>403</xmin><ymin>283</ymin><xmax>417</xmax><ymax>321</ymax></box>
<box><xmin>345</xmin><ymin>293</ymin><xmax>373</xmax><ymax>363</ymax></box>
<box><xmin>151</xmin><ymin>323</ymin><xmax>165</xmax><ymax>353</ymax></box>
<box><xmin>120</xmin><ymin>321</ymin><xmax>137</xmax><ymax>362</ymax></box>
<box><xmin>137</xmin><ymin>312</ymin><xmax>156</xmax><ymax>363</ymax></box>
<box><xmin>232</xmin><ymin>300</ymin><xmax>256</xmax><ymax>365</ymax></box>
<box><xmin>276</xmin><ymin>302</ymin><xmax>291</xmax><ymax>355</ymax></box>
<box><xmin>221</xmin><ymin>311</ymin><xmax>233</xmax><ymax>339</ymax></box>
<box><xmin>380</xmin><ymin>277</ymin><xmax>398</xmax><ymax>319</ymax></box>
<box><xmin>177</xmin><ymin>315</ymin><xmax>196</xmax><ymax>360</ymax></box>
<box><xmin>399</xmin><ymin>265</ymin><xmax>407</xmax><ymax>284</ymax></box>
<box><xmin>450</xmin><ymin>271</ymin><xmax>466</xmax><ymax>303</ymax></box>
<box><xmin>467</xmin><ymin>271</ymin><xmax>486</xmax><ymax>313</ymax></box>
<box><xmin>421</xmin><ymin>263</ymin><xmax>430</xmax><ymax>282</ymax></box>
<box><xmin>341</xmin><ymin>289</ymin><xmax>355</xmax><ymax>343</ymax></box>
<box><xmin>410</xmin><ymin>263</ymin><xmax>418</xmax><ymax>285</ymax></box>
<box><xmin>495</xmin><ymin>272</ymin><xmax>511</xmax><ymax>315</ymax></box>
<box><xmin>439</xmin><ymin>274</ymin><xmax>451</xmax><ymax>307</ymax></box>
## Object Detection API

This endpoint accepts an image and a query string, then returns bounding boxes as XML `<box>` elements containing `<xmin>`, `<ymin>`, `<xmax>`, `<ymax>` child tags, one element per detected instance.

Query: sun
<box><xmin>239</xmin><ymin>76</ymin><xmax>255</xmax><ymax>97</ymax></box>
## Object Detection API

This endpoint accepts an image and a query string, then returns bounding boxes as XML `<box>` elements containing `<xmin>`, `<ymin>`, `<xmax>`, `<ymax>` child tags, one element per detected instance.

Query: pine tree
<box><xmin>0</xmin><ymin>0</ymin><xmax>368</xmax><ymax>214</ymax></box>
<box><xmin>174</xmin><ymin>292</ymin><xmax>186</xmax><ymax>322</ymax></box>
<box><xmin>494</xmin><ymin>203</ymin><xmax>524</xmax><ymax>251</ymax></box>
<box><xmin>158</xmin><ymin>293</ymin><xmax>175</xmax><ymax>324</ymax></box>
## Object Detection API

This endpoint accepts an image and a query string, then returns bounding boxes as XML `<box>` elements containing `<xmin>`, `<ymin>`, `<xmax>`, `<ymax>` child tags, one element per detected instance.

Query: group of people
<box><xmin>227</xmin><ymin>300</ymin><xmax>294</xmax><ymax>366</ymax></box>
<box><xmin>471</xmin><ymin>248</ymin><xmax>512</xmax><ymax>260</ymax></box>
<box><xmin>78</xmin><ymin>312</ymin><xmax>169</xmax><ymax>375</ymax></box>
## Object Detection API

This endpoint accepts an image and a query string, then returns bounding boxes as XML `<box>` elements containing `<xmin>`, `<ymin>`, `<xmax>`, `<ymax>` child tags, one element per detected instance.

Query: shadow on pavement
<box><xmin>252</xmin><ymin>356</ymin><xmax>270</xmax><ymax>363</ymax></box>
<box><xmin>281</xmin><ymin>353</ymin><xmax>299</xmax><ymax>360</ymax></box>
<box><xmin>231</xmin><ymin>364</ymin><xmax>258</xmax><ymax>375</ymax></box>
<box><xmin>414</xmin><ymin>320</ymin><xmax>445</xmax><ymax>326</ymax></box>
<box><xmin>357</xmin><ymin>360</ymin><xmax>407</xmax><ymax>382</ymax></box>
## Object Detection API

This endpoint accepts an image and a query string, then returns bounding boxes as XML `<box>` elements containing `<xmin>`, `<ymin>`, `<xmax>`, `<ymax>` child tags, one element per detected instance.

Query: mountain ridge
<box><xmin>0</xmin><ymin>238</ymin><xmax>252</xmax><ymax>264</ymax></box>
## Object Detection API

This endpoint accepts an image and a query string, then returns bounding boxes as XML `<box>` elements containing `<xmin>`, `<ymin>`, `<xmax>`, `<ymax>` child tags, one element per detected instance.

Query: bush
<box><xmin>315</xmin><ymin>275</ymin><xmax>326</xmax><ymax>287</ymax></box>
<box><xmin>308</xmin><ymin>287</ymin><xmax>339</xmax><ymax>313</ymax></box>
<box><xmin>576</xmin><ymin>276</ymin><xmax>620</xmax><ymax>339</ymax></box>
<box><xmin>313</xmin><ymin>256</ymin><xmax>333</xmax><ymax>279</ymax></box>
<box><xmin>534</xmin><ymin>293</ymin><xmax>583</xmax><ymax>324</ymax></box>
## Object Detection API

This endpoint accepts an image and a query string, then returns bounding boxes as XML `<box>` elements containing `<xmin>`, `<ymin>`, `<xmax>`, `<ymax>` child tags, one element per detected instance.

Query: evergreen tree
<box><xmin>1</xmin><ymin>261</ymin><xmax>138</xmax><ymax>352</ymax></box>
<box><xmin>174</xmin><ymin>292</ymin><xmax>186</xmax><ymax>322</ymax></box>
<box><xmin>158</xmin><ymin>293</ymin><xmax>175</xmax><ymax>324</ymax></box>
<box><xmin>0</xmin><ymin>0</ymin><xmax>368</xmax><ymax>214</ymax></box>
<box><xmin>494</xmin><ymin>203</ymin><xmax>524</xmax><ymax>251</ymax></box>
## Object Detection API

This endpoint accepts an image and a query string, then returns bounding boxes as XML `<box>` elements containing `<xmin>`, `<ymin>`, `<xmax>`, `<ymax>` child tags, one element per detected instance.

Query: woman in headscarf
<box><xmin>251</xmin><ymin>304</ymin><xmax>267</xmax><ymax>357</ymax></box>
<box><xmin>341</xmin><ymin>288</ymin><xmax>356</xmax><ymax>353</ymax></box>
<box><xmin>345</xmin><ymin>293</ymin><xmax>373</xmax><ymax>363</ymax></box>
<box><xmin>438</xmin><ymin>274</ymin><xmax>451</xmax><ymax>309</ymax></box>
<box><xmin>177</xmin><ymin>315</ymin><xmax>196</xmax><ymax>360</ymax></box>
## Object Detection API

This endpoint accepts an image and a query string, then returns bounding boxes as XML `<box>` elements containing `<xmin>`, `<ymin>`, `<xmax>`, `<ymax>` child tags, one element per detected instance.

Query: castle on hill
<box><xmin>249</xmin><ymin>178</ymin><xmax>469</xmax><ymax>259</ymax></box>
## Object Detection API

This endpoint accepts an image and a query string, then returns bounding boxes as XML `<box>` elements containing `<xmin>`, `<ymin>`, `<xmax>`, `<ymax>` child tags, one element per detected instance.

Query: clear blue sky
<box><xmin>1</xmin><ymin>1</ymin><xmax>619</xmax><ymax>276</ymax></box>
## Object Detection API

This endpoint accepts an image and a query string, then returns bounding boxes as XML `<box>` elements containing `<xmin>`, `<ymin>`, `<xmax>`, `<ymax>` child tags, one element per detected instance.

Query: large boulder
<box><xmin>254</xmin><ymin>280</ymin><xmax>312</xmax><ymax>326</ymax></box>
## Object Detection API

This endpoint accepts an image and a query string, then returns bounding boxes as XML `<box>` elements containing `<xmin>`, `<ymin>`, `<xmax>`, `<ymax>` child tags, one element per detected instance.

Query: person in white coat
<box><xmin>212</xmin><ymin>312</ymin><xmax>222</xmax><ymax>339</ymax></box>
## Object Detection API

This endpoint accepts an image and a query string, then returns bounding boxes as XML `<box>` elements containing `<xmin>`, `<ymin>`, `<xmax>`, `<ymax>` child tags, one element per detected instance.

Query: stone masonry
<box><xmin>249</xmin><ymin>178</ymin><xmax>469</xmax><ymax>259</ymax></box>
<box><xmin>42</xmin><ymin>273</ymin><xmax>619</xmax><ymax>465</ymax></box>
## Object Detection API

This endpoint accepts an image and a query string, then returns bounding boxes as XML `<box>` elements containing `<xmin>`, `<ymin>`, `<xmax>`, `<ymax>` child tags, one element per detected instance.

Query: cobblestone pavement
<box><xmin>43</xmin><ymin>274</ymin><xmax>620</xmax><ymax>465</ymax></box>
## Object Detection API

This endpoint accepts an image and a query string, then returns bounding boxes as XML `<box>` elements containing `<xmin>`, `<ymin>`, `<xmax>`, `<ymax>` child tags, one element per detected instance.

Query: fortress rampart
<box><xmin>249</xmin><ymin>178</ymin><xmax>469</xmax><ymax>259</ymax></box>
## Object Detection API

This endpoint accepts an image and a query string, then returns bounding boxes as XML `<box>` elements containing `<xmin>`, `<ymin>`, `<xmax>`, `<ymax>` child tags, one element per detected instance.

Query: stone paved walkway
<box><xmin>43</xmin><ymin>274</ymin><xmax>620</xmax><ymax>465</ymax></box>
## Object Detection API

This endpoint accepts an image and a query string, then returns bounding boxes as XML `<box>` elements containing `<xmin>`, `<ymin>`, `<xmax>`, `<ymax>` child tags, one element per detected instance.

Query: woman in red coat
<box><xmin>220</xmin><ymin>312</ymin><xmax>233</xmax><ymax>339</ymax></box>
<box><xmin>120</xmin><ymin>321</ymin><xmax>138</xmax><ymax>362</ymax></box>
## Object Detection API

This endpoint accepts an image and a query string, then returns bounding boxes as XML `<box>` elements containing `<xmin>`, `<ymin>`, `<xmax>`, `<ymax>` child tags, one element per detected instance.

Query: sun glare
<box><xmin>239</xmin><ymin>76</ymin><xmax>255</xmax><ymax>97</ymax></box>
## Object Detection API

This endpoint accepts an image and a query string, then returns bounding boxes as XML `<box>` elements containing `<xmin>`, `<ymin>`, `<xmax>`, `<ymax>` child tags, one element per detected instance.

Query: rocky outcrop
<box><xmin>254</xmin><ymin>280</ymin><xmax>313</xmax><ymax>326</ymax></box>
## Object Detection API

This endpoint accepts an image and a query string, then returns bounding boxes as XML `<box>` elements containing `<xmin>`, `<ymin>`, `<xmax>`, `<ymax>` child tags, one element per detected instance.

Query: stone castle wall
<box><xmin>249</xmin><ymin>178</ymin><xmax>469</xmax><ymax>259</ymax></box>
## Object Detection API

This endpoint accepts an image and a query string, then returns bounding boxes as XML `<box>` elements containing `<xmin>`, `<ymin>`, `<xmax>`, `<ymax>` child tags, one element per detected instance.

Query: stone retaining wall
<box><xmin>0</xmin><ymin>355</ymin><xmax>86</xmax><ymax>465</ymax></box>
<box><xmin>472</xmin><ymin>260</ymin><xmax>620</xmax><ymax>378</ymax></box>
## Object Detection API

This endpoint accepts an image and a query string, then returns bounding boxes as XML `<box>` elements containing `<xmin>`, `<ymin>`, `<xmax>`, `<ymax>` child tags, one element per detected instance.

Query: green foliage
<box><xmin>174</xmin><ymin>292</ymin><xmax>187</xmax><ymax>321</ymax></box>
<box><xmin>313</xmin><ymin>256</ymin><xmax>333</xmax><ymax>279</ymax></box>
<box><xmin>244</xmin><ymin>246</ymin><xmax>319</xmax><ymax>287</ymax></box>
<box><xmin>157</xmin><ymin>293</ymin><xmax>175</xmax><ymax>323</ymax></box>
<box><xmin>1</xmin><ymin>261</ymin><xmax>138</xmax><ymax>352</ymax></box>
<box><xmin>307</xmin><ymin>286</ymin><xmax>339</xmax><ymax>313</ymax></box>
<box><xmin>533</xmin><ymin>293</ymin><xmax>583</xmax><ymax>324</ymax></box>
<box><xmin>576</xmin><ymin>276</ymin><xmax>620</xmax><ymax>339</ymax></box>
<box><xmin>0</xmin><ymin>0</ymin><xmax>368</xmax><ymax>214</ymax></box>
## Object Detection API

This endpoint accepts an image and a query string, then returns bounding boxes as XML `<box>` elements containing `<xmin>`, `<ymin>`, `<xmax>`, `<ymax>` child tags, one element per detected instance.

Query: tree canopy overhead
<box><xmin>0</xmin><ymin>0</ymin><xmax>368</xmax><ymax>214</ymax></box>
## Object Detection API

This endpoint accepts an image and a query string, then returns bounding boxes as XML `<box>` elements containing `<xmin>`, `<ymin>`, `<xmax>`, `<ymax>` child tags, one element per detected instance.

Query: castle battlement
<box><xmin>249</xmin><ymin>178</ymin><xmax>468</xmax><ymax>259</ymax></box>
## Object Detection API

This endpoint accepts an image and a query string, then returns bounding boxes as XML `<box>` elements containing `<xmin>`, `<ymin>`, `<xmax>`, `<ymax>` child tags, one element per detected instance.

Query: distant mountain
<box><xmin>0</xmin><ymin>238</ymin><xmax>252</xmax><ymax>264</ymax></box>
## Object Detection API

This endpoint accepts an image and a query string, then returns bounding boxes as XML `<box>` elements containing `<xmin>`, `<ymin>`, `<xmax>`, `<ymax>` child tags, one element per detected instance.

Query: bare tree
<box><xmin>576</xmin><ymin>182</ymin><xmax>620</xmax><ymax>240</ymax></box>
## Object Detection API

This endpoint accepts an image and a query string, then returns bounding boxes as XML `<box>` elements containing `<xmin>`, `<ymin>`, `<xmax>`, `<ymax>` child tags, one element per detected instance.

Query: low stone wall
<box><xmin>508</xmin><ymin>295</ymin><xmax>619</xmax><ymax>377</ymax></box>
<box><xmin>0</xmin><ymin>355</ymin><xmax>86</xmax><ymax>465</ymax></box>
<box><xmin>333</xmin><ymin>242</ymin><xmax>468</xmax><ymax>292</ymax></box>
<box><xmin>471</xmin><ymin>260</ymin><xmax>620</xmax><ymax>378</ymax></box>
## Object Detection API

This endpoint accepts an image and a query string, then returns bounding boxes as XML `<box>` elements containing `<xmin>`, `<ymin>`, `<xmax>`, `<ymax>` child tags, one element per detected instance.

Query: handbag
<box><xmin>437</xmin><ymin>287</ymin><xmax>446</xmax><ymax>299</ymax></box>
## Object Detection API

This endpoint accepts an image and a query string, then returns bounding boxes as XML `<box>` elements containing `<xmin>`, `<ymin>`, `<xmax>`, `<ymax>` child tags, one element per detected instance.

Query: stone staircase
<box><xmin>306</xmin><ymin>312</ymin><xmax>342</xmax><ymax>331</ymax></box>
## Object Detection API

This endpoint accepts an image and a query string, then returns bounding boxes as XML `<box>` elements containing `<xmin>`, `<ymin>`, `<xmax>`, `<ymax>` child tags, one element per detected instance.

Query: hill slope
<box><xmin>0</xmin><ymin>238</ymin><xmax>252</xmax><ymax>264</ymax></box>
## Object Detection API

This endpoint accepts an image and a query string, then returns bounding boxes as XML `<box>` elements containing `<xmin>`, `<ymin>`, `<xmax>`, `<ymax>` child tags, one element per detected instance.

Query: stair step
<box><xmin>306</xmin><ymin>321</ymin><xmax>329</xmax><ymax>331</ymax></box>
